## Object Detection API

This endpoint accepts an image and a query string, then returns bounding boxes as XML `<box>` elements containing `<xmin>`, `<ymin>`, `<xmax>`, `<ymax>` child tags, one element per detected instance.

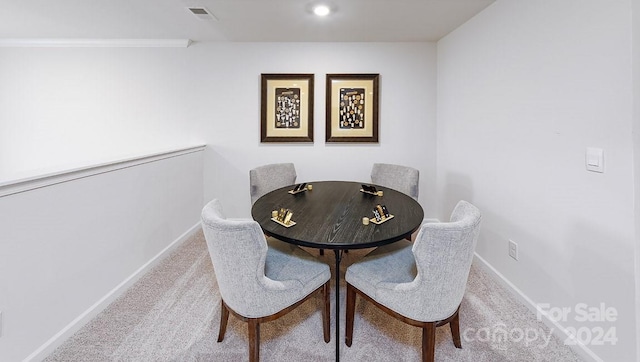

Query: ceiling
<box><xmin>0</xmin><ymin>0</ymin><xmax>495</xmax><ymax>43</ymax></box>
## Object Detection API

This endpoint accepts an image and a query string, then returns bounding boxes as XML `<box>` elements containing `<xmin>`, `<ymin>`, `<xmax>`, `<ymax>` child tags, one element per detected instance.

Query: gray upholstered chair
<box><xmin>344</xmin><ymin>200</ymin><xmax>481</xmax><ymax>362</ymax></box>
<box><xmin>370</xmin><ymin>163</ymin><xmax>419</xmax><ymax>200</ymax></box>
<box><xmin>249</xmin><ymin>163</ymin><xmax>297</xmax><ymax>205</ymax></box>
<box><xmin>371</xmin><ymin>163</ymin><xmax>420</xmax><ymax>241</ymax></box>
<box><xmin>201</xmin><ymin>199</ymin><xmax>331</xmax><ymax>362</ymax></box>
<box><xmin>248</xmin><ymin>163</ymin><xmax>324</xmax><ymax>253</ymax></box>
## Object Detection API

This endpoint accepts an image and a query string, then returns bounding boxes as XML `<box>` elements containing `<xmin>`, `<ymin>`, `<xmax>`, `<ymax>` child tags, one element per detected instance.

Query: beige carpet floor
<box><xmin>45</xmin><ymin>230</ymin><xmax>582</xmax><ymax>361</ymax></box>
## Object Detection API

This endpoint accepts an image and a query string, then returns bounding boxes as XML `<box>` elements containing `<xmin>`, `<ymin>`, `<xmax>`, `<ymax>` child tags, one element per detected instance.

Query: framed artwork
<box><xmin>261</xmin><ymin>73</ymin><xmax>314</xmax><ymax>143</ymax></box>
<box><xmin>326</xmin><ymin>73</ymin><xmax>379</xmax><ymax>143</ymax></box>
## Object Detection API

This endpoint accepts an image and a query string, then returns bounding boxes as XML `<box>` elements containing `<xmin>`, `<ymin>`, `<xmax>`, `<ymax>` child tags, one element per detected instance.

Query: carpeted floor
<box><xmin>45</xmin><ymin>230</ymin><xmax>582</xmax><ymax>361</ymax></box>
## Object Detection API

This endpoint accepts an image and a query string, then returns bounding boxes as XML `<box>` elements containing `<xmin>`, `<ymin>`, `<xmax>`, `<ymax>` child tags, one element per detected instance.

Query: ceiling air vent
<box><xmin>188</xmin><ymin>7</ymin><xmax>217</xmax><ymax>21</ymax></box>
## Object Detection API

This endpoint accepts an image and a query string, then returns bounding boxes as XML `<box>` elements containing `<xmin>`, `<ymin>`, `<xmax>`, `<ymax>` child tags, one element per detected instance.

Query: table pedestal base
<box><xmin>334</xmin><ymin>250</ymin><xmax>342</xmax><ymax>361</ymax></box>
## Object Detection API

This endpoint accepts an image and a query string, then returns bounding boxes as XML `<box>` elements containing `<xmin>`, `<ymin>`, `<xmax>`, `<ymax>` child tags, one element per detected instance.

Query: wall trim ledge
<box><xmin>24</xmin><ymin>222</ymin><xmax>203</xmax><ymax>362</ymax></box>
<box><xmin>0</xmin><ymin>145</ymin><xmax>206</xmax><ymax>198</ymax></box>
<box><xmin>473</xmin><ymin>253</ymin><xmax>603</xmax><ymax>362</ymax></box>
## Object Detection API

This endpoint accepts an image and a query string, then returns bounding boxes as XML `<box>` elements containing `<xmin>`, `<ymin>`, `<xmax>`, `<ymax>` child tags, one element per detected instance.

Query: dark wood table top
<box><xmin>251</xmin><ymin>180</ymin><xmax>424</xmax><ymax>250</ymax></box>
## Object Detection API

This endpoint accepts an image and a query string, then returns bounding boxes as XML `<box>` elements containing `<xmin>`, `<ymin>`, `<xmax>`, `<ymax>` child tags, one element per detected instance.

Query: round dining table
<box><xmin>251</xmin><ymin>180</ymin><xmax>424</xmax><ymax>361</ymax></box>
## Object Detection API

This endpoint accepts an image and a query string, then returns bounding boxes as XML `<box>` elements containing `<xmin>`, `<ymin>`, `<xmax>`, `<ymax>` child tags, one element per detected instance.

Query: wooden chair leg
<box><xmin>345</xmin><ymin>283</ymin><xmax>356</xmax><ymax>347</ymax></box>
<box><xmin>248</xmin><ymin>319</ymin><xmax>260</xmax><ymax>362</ymax></box>
<box><xmin>422</xmin><ymin>323</ymin><xmax>436</xmax><ymax>362</ymax></box>
<box><xmin>450</xmin><ymin>310</ymin><xmax>462</xmax><ymax>348</ymax></box>
<box><xmin>217</xmin><ymin>300</ymin><xmax>229</xmax><ymax>342</ymax></box>
<box><xmin>322</xmin><ymin>281</ymin><xmax>331</xmax><ymax>343</ymax></box>
<box><xmin>320</xmin><ymin>249</ymin><xmax>346</xmax><ymax>255</ymax></box>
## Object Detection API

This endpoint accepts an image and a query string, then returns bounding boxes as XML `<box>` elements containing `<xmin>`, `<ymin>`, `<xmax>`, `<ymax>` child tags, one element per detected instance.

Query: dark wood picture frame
<box><xmin>326</xmin><ymin>73</ymin><xmax>379</xmax><ymax>143</ymax></box>
<box><xmin>261</xmin><ymin>73</ymin><xmax>314</xmax><ymax>143</ymax></box>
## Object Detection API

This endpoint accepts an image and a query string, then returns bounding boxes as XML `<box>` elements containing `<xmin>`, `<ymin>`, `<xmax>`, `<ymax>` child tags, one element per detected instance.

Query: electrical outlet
<box><xmin>508</xmin><ymin>240</ymin><xmax>518</xmax><ymax>261</ymax></box>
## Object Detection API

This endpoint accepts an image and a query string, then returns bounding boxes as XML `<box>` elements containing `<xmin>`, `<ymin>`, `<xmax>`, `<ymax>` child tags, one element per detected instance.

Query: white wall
<box><xmin>633</xmin><ymin>0</ymin><xmax>640</xmax><ymax>357</ymax></box>
<box><xmin>0</xmin><ymin>46</ymin><xmax>202</xmax><ymax>181</ymax></box>
<box><xmin>189</xmin><ymin>42</ymin><xmax>438</xmax><ymax>218</ymax></box>
<box><xmin>0</xmin><ymin>45</ymin><xmax>208</xmax><ymax>361</ymax></box>
<box><xmin>0</xmin><ymin>149</ymin><xmax>204</xmax><ymax>361</ymax></box>
<box><xmin>437</xmin><ymin>0</ymin><xmax>636</xmax><ymax>361</ymax></box>
<box><xmin>0</xmin><ymin>42</ymin><xmax>438</xmax><ymax>219</ymax></box>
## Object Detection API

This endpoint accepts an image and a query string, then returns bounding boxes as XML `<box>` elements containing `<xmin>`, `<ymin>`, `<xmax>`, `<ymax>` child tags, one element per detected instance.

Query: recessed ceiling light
<box><xmin>313</xmin><ymin>4</ymin><xmax>331</xmax><ymax>16</ymax></box>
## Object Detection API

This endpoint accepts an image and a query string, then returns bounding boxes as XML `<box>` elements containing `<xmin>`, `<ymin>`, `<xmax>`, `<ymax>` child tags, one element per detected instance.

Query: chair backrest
<box><xmin>411</xmin><ymin>200</ymin><xmax>481</xmax><ymax>320</ymax></box>
<box><xmin>201</xmin><ymin>199</ymin><xmax>269</xmax><ymax>316</ymax></box>
<box><xmin>249</xmin><ymin>163</ymin><xmax>297</xmax><ymax>205</ymax></box>
<box><xmin>370</xmin><ymin>163</ymin><xmax>419</xmax><ymax>200</ymax></box>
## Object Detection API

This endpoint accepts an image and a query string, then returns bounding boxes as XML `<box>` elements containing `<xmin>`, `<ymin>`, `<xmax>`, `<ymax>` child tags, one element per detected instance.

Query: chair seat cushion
<box><xmin>230</xmin><ymin>239</ymin><xmax>330</xmax><ymax>318</ymax></box>
<box><xmin>346</xmin><ymin>240</ymin><xmax>416</xmax><ymax>301</ymax></box>
<box><xmin>346</xmin><ymin>240</ymin><xmax>459</xmax><ymax>322</ymax></box>
<box><xmin>231</xmin><ymin>239</ymin><xmax>330</xmax><ymax>318</ymax></box>
<box><xmin>266</xmin><ymin>239</ymin><xmax>331</xmax><ymax>289</ymax></box>
<box><xmin>346</xmin><ymin>201</ymin><xmax>481</xmax><ymax>324</ymax></box>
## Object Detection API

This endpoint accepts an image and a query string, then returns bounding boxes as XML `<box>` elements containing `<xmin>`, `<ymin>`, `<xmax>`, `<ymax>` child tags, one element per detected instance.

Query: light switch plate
<box><xmin>586</xmin><ymin>147</ymin><xmax>604</xmax><ymax>173</ymax></box>
<box><xmin>508</xmin><ymin>240</ymin><xmax>518</xmax><ymax>261</ymax></box>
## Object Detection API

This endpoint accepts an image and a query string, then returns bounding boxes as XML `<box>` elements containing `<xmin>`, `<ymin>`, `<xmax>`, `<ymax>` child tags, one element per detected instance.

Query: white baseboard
<box><xmin>25</xmin><ymin>222</ymin><xmax>202</xmax><ymax>362</ymax></box>
<box><xmin>472</xmin><ymin>253</ymin><xmax>603</xmax><ymax>362</ymax></box>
